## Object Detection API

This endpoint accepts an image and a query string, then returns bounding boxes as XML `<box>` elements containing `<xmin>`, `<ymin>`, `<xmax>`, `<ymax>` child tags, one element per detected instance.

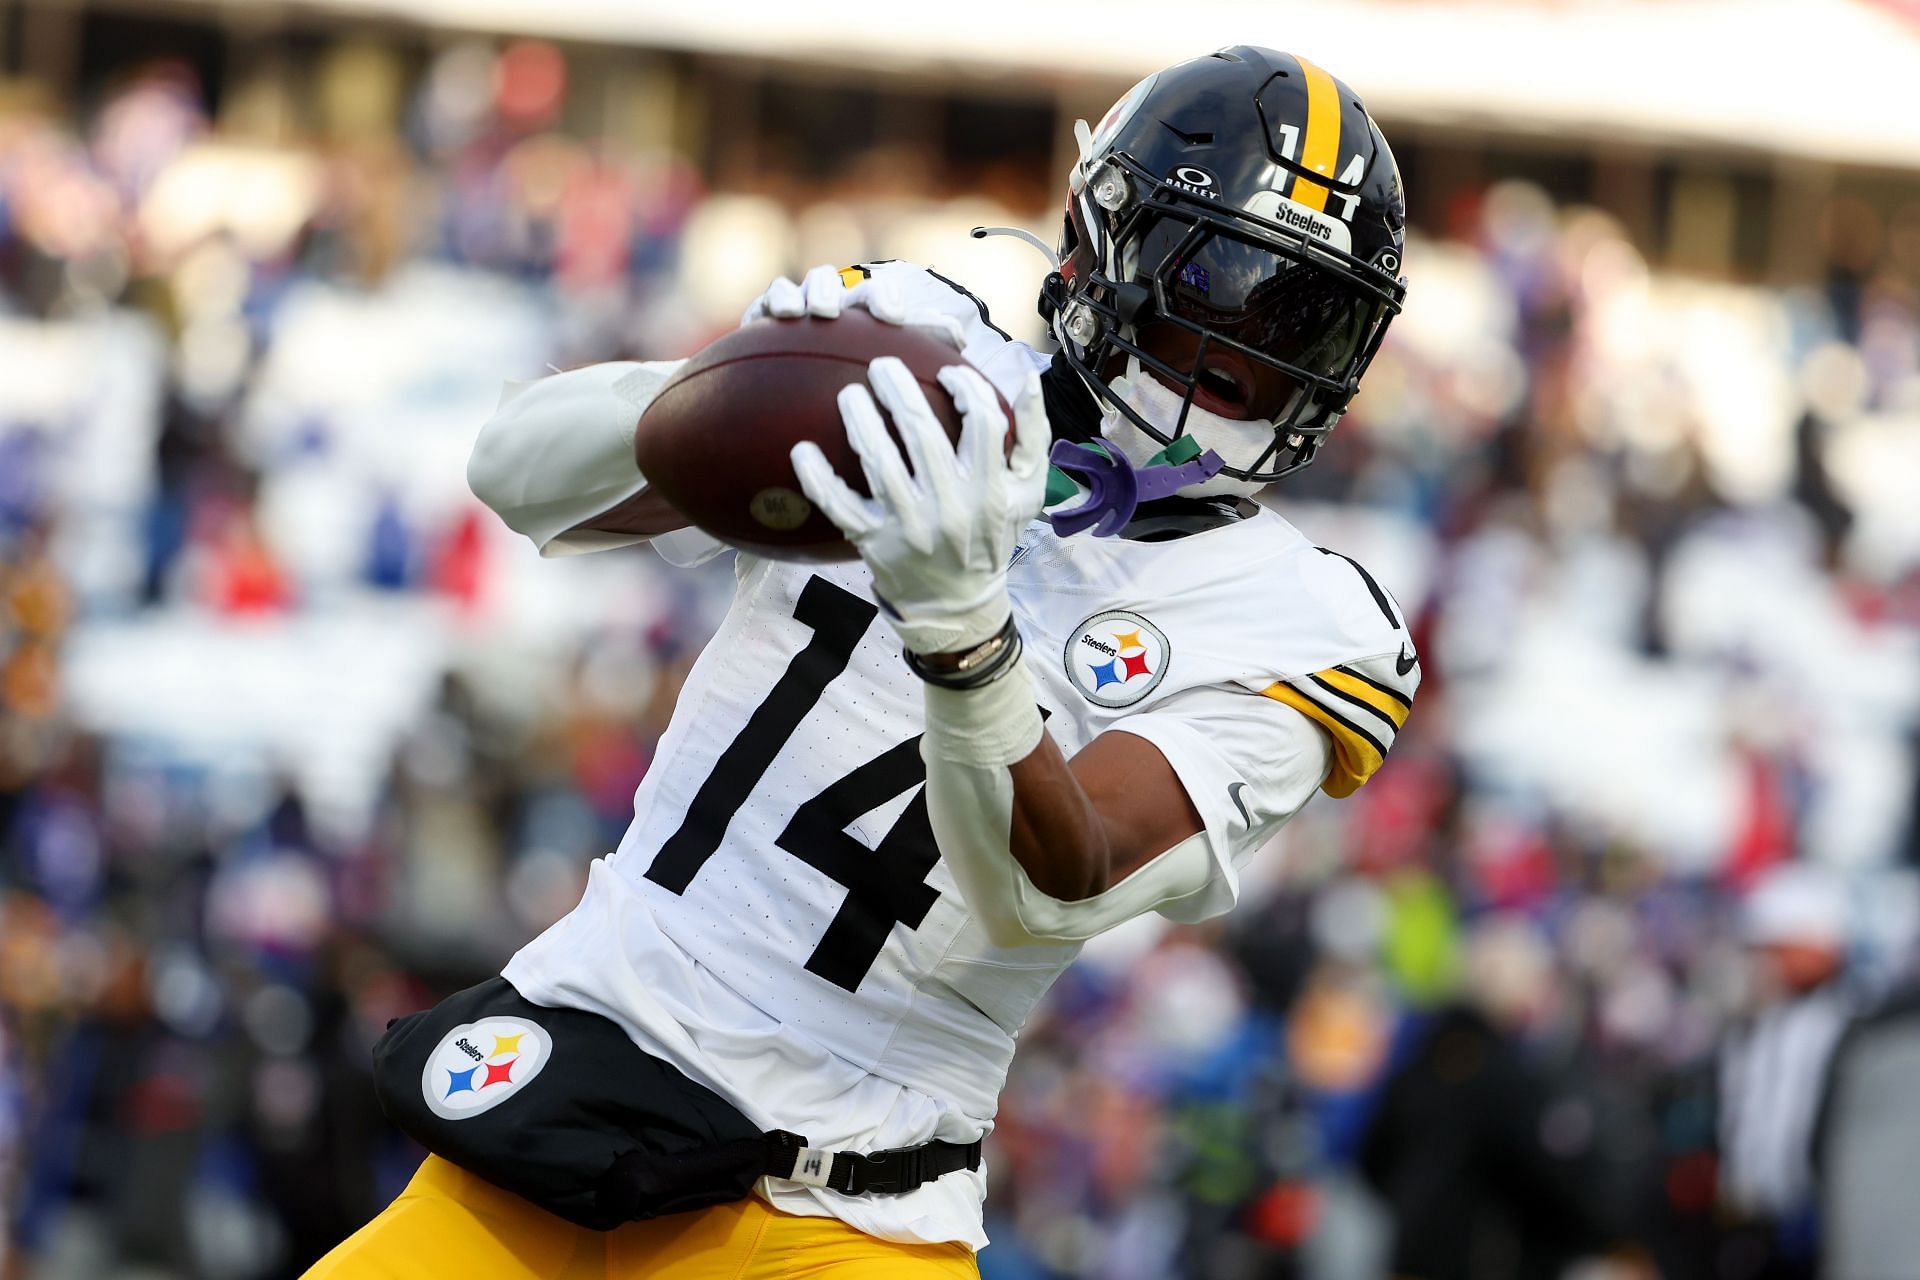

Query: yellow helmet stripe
<box><xmin>1288</xmin><ymin>55</ymin><xmax>1343</xmax><ymax>213</ymax></box>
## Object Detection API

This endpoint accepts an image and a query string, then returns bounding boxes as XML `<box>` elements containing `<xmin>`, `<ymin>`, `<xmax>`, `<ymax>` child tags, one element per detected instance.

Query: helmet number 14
<box><xmin>1273</xmin><ymin>121</ymin><xmax>1364</xmax><ymax>221</ymax></box>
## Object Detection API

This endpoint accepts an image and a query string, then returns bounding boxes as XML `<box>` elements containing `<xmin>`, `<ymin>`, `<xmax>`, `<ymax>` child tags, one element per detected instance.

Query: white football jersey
<box><xmin>502</xmin><ymin>263</ymin><xmax>1420</xmax><ymax>1249</ymax></box>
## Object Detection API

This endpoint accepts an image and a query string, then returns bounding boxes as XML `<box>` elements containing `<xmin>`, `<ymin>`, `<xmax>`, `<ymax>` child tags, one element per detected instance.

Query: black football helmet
<box><xmin>1041</xmin><ymin>46</ymin><xmax>1408</xmax><ymax>482</ymax></box>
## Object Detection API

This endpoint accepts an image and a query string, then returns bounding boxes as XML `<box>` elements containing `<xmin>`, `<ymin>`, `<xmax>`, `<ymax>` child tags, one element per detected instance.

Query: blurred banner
<box><xmin>145</xmin><ymin>0</ymin><xmax>1920</xmax><ymax>165</ymax></box>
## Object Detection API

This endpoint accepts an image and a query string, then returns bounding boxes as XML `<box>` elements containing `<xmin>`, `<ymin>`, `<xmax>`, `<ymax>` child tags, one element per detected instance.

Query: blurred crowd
<box><xmin>2</xmin><ymin>31</ymin><xmax>1919</xmax><ymax>1280</ymax></box>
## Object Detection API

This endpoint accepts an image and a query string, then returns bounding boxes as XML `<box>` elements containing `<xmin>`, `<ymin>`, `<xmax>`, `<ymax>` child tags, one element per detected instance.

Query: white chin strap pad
<box><xmin>1098</xmin><ymin>358</ymin><xmax>1278</xmax><ymax>500</ymax></box>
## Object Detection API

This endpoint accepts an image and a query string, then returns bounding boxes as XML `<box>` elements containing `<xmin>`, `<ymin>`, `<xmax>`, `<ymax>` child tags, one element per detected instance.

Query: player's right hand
<box><xmin>791</xmin><ymin>359</ymin><xmax>1048</xmax><ymax>657</ymax></box>
<box><xmin>741</xmin><ymin>264</ymin><xmax>967</xmax><ymax>351</ymax></box>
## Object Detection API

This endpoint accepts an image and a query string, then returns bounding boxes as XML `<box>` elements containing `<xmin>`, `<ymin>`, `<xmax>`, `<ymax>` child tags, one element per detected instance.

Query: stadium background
<box><xmin>2</xmin><ymin>1</ymin><xmax>1919</xmax><ymax>1277</ymax></box>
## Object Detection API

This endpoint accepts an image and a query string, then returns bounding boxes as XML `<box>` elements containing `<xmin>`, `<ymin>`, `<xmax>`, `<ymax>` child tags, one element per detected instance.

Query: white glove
<box><xmin>791</xmin><ymin>358</ymin><xmax>1050</xmax><ymax>656</ymax></box>
<box><xmin>741</xmin><ymin>263</ymin><xmax>968</xmax><ymax>350</ymax></box>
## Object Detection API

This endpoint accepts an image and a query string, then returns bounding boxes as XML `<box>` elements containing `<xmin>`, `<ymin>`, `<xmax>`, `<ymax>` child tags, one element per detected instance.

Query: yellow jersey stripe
<box><xmin>1261</xmin><ymin>681</ymin><xmax>1384</xmax><ymax>798</ymax></box>
<box><xmin>1313</xmin><ymin>669</ymin><xmax>1410</xmax><ymax>731</ymax></box>
<box><xmin>1289</xmin><ymin>55</ymin><xmax>1343</xmax><ymax>213</ymax></box>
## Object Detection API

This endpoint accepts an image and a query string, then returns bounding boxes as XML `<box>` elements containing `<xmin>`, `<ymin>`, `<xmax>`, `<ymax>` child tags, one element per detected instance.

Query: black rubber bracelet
<box><xmin>904</xmin><ymin>616</ymin><xmax>1024</xmax><ymax>690</ymax></box>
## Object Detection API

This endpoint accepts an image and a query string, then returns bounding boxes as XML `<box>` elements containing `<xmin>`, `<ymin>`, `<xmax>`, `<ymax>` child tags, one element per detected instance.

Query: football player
<box><xmin>311</xmin><ymin>45</ymin><xmax>1415</xmax><ymax>1280</ymax></box>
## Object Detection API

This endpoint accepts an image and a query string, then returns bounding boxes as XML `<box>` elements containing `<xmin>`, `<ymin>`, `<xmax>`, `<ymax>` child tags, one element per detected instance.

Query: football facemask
<box><xmin>1046</xmin><ymin>46</ymin><xmax>1409</xmax><ymax>485</ymax></box>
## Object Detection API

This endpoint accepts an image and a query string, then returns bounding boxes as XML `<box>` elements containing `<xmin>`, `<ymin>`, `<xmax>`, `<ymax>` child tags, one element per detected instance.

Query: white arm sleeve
<box><xmin>466</xmin><ymin>360</ymin><xmax>685</xmax><ymax>557</ymax></box>
<box><xmin>920</xmin><ymin>667</ymin><xmax>1331</xmax><ymax>948</ymax></box>
<box><xmin>1104</xmin><ymin>687</ymin><xmax>1331</xmax><ymax>923</ymax></box>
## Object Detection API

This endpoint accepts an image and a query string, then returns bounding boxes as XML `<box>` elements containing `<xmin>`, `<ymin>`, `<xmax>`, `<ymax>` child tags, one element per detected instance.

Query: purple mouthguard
<box><xmin>1044</xmin><ymin>439</ymin><xmax>1226</xmax><ymax>538</ymax></box>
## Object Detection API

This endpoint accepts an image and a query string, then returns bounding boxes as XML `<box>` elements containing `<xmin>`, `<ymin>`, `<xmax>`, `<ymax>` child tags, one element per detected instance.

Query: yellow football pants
<box><xmin>304</xmin><ymin>1155</ymin><xmax>979</xmax><ymax>1279</ymax></box>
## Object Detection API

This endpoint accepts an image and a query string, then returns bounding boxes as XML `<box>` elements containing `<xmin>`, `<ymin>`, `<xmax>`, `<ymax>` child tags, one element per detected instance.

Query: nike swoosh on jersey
<box><xmin>1395</xmin><ymin>645</ymin><xmax>1417</xmax><ymax>676</ymax></box>
<box><xmin>1227</xmin><ymin>781</ymin><xmax>1251</xmax><ymax>827</ymax></box>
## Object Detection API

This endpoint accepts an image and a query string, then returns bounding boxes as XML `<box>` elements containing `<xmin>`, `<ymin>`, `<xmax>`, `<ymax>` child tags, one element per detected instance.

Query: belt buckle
<box><xmin>850</xmin><ymin>1145</ymin><xmax>922</xmax><ymax>1195</ymax></box>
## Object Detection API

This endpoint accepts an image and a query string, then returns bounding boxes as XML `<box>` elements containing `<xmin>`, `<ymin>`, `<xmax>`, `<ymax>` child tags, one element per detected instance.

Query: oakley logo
<box><xmin>1165</xmin><ymin>166</ymin><xmax>1219</xmax><ymax>199</ymax></box>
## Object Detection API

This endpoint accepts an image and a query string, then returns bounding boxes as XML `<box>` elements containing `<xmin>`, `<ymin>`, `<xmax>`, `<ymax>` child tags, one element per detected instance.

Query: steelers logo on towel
<box><xmin>422</xmin><ymin>1017</ymin><xmax>552</xmax><ymax>1120</ymax></box>
<box><xmin>1065</xmin><ymin>610</ymin><xmax>1170</xmax><ymax>708</ymax></box>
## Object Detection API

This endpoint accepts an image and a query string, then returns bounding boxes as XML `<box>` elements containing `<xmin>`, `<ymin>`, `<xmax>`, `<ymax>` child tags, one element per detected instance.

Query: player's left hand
<box><xmin>742</xmin><ymin>263</ymin><xmax>967</xmax><ymax>351</ymax></box>
<box><xmin>791</xmin><ymin>358</ymin><xmax>1049</xmax><ymax>656</ymax></box>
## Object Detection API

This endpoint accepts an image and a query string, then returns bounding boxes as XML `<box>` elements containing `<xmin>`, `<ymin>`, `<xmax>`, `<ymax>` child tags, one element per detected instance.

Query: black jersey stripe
<box><xmin>1315</xmin><ymin>546</ymin><xmax>1402</xmax><ymax>629</ymax></box>
<box><xmin>1293</xmin><ymin>681</ymin><xmax>1389</xmax><ymax>758</ymax></box>
<box><xmin>1308</xmin><ymin>673</ymin><xmax>1404</xmax><ymax>733</ymax></box>
<box><xmin>1332</xmin><ymin>663</ymin><xmax>1414</xmax><ymax>713</ymax></box>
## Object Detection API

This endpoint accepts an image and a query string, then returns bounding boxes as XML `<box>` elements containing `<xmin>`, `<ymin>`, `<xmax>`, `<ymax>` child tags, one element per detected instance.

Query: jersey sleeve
<box><xmin>468</xmin><ymin>359</ymin><xmax>684</xmax><ymax>558</ymax></box>
<box><xmin>1231</xmin><ymin>543</ymin><xmax>1422</xmax><ymax>799</ymax></box>
<box><xmin>1257</xmin><ymin>646</ymin><xmax>1418</xmax><ymax>798</ymax></box>
<box><xmin>1105</xmin><ymin>684</ymin><xmax>1333</xmax><ymax>924</ymax></box>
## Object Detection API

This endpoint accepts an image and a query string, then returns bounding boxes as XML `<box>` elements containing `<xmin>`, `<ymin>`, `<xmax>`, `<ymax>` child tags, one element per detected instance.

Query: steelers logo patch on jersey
<box><xmin>1065</xmin><ymin>610</ymin><xmax>1170</xmax><ymax>708</ymax></box>
<box><xmin>422</xmin><ymin>1016</ymin><xmax>552</xmax><ymax>1120</ymax></box>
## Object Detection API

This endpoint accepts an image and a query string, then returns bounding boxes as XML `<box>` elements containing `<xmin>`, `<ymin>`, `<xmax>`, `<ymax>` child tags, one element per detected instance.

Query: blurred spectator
<box><xmin>1358</xmin><ymin>922</ymin><xmax>1626</xmax><ymax>1280</ymax></box>
<box><xmin>1715</xmin><ymin>865</ymin><xmax>1855</xmax><ymax>1280</ymax></box>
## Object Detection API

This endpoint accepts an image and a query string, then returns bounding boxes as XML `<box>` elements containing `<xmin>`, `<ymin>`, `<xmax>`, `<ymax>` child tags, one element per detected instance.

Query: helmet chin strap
<box><xmin>1099</xmin><ymin>358</ymin><xmax>1273</xmax><ymax>500</ymax></box>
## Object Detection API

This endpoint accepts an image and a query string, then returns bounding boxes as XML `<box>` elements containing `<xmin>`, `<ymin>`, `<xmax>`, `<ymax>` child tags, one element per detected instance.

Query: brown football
<box><xmin>634</xmin><ymin>312</ymin><xmax>1009</xmax><ymax>561</ymax></box>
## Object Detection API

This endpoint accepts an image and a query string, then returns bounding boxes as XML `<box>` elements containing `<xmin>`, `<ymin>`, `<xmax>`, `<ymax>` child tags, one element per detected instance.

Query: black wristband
<box><xmin>904</xmin><ymin>615</ymin><xmax>1024</xmax><ymax>690</ymax></box>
